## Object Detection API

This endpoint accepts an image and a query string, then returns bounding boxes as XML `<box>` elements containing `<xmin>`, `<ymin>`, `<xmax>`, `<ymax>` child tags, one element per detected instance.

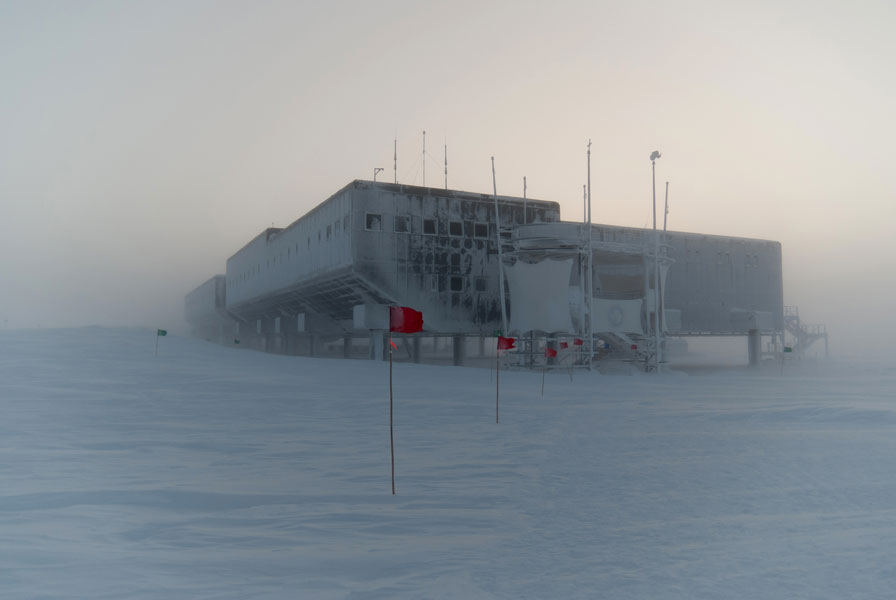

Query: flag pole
<box><xmin>389</xmin><ymin>333</ymin><xmax>395</xmax><ymax>495</ymax></box>
<box><xmin>495</xmin><ymin>348</ymin><xmax>500</xmax><ymax>424</ymax></box>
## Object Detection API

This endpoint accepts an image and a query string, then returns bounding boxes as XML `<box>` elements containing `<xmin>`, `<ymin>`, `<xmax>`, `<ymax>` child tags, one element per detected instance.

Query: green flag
<box><xmin>157</xmin><ymin>329</ymin><xmax>167</xmax><ymax>337</ymax></box>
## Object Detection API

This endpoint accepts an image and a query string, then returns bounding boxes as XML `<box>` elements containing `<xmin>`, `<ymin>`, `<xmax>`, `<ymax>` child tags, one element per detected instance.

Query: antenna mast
<box><xmin>444</xmin><ymin>143</ymin><xmax>448</xmax><ymax>189</ymax></box>
<box><xmin>663</xmin><ymin>181</ymin><xmax>669</xmax><ymax>233</ymax></box>
<box><xmin>587</xmin><ymin>139</ymin><xmax>594</xmax><ymax>370</ymax></box>
<box><xmin>583</xmin><ymin>184</ymin><xmax>586</xmax><ymax>221</ymax></box>
<box><xmin>523</xmin><ymin>176</ymin><xmax>527</xmax><ymax>224</ymax></box>
<box><xmin>422</xmin><ymin>130</ymin><xmax>426</xmax><ymax>187</ymax></box>
<box><xmin>394</xmin><ymin>137</ymin><xmax>397</xmax><ymax>184</ymax></box>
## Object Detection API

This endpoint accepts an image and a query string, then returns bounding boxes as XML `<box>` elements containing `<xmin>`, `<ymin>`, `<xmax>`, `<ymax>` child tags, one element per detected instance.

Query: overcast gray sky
<box><xmin>2</xmin><ymin>0</ymin><xmax>893</xmax><ymax>355</ymax></box>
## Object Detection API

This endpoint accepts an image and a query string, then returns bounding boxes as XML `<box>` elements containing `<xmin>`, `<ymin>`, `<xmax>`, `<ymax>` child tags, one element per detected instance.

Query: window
<box><xmin>464</xmin><ymin>220</ymin><xmax>474</xmax><ymax>237</ymax></box>
<box><xmin>450</xmin><ymin>276</ymin><xmax>464</xmax><ymax>292</ymax></box>
<box><xmin>450</xmin><ymin>253</ymin><xmax>460</xmax><ymax>267</ymax></box>
<box><xmin>366</xmin><ymin>213</ymin><xmax>383</xmax><ymax>231</ymax></box>
<box><xmin>344</xmin><ymin>215</ymin><xmax>350</xmax><ymax>231</ymax></box>
<box><xmin>326</xmin><ymin>225</ymin><xmax>332</xmax><ymax>239</ymax></box>
<box><xmin>474</xmin><ymin>222</ymin><xmax>489</xmax><ymax>238</ymax></box>
<box><xmin>423</xmin><ymin>219</ymin><xmax>437</xmax><ymax>235</ymax></box>
<box><xmin>394</xmin><ymin>215</ymin><xmax>410</xmax><ymax>233</ymax></box>
<box><xmin>475</xmin><ymin>277</ymin><xmax>487</xmax><ymax>292</ymax></box>
<box><xmin>335</xmin><ymin>220</ymin><xmax>340</xmax><ymax>233</ymax></box>
<box><xmin>449</xmin><ymin>221</ymin><xmax>463</xmax><ymax>237</ymax></box>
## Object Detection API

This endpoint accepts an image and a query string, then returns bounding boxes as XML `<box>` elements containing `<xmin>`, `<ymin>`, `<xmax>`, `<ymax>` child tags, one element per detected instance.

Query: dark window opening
<box><xmin>366</xmin><ymin>213</ymin><xmax>383</xmax><ymax>231</ymax></box>
<box><xmin>394</xmin><ymin>215</ymin><xmax>410</xmax><ymax>233</ymax></box>
<box><xmin>450</xmin><ymin>276</ymin><xmax>464</xmax><ymax>292</ymax></box>
<box><xmin>423</xmin><ymin>219</ymin><xmax>437</xmax><ymax>235</ymax></box>
<box><xmin>474</xmin><ymin>222</ymin><xmax>489</xmax><ymax>238</ymax></box>
<box><xmin>449</xmin><ymin>221</ymin><xmax>463</xmax><ymax>237</ymax></box>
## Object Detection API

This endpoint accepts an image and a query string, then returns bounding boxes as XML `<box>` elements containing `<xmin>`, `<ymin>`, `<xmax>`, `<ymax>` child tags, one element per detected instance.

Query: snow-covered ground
<box><xmin>2</xmin><ymin>327</ymin><xmax>895</xmax><ymax>599</ymax></box>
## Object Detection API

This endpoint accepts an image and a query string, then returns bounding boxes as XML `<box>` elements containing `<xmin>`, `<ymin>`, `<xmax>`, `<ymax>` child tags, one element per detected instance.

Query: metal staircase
<box><xmin>783</xmin><ymin>306</ymin><xmax>829</xmax><ymax>358</ymax></box>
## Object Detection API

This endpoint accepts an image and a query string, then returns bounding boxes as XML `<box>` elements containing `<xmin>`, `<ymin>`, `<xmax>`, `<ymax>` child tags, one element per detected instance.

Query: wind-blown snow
<box><xmin>2</xmin><ymin>328</ymin><xmax>895</xmax><ymax>599</ymax></box>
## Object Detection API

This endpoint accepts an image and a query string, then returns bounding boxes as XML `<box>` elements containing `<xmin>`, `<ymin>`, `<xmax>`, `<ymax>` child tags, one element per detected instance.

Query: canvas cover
<box><xmin>506</xmin><ymin>259</ymin><xmax>575</xmax><ymax>334</ymax></box>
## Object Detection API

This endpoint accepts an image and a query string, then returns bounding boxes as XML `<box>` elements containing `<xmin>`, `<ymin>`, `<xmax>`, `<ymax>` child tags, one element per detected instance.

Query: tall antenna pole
<box><xmin>422</xmin><ymin>130</ymin><xmax>426</xmax><ymax>187</ymax></box>
<box><xmin>492</xmin><ymin>157</ymin><xmax>508</xmax><ymax>334</ymax></box>
<box><xmin>587</xmin><ymin>140</ymin><xmax>594</xmax><ymax>371</ymax></box>
<box><xmin>523</xmin><ymin>176</ymin><xmax>527</xmax><ymax>224</ymax></box>
<box><xmin>650</xmin><ymin>151</ymin><xmax>662</xmax><ymax>373</ymax></box>
<box><xmin>444</xmin><ymin>143</ymin><xmax>448</xmax><ymax>189</ymax></box>
<box><xmin>663</xmin><ymin>181</ymin><xmax>670</xmax><ymax>233</ymax></box>
<box><xmin>394</xmin><ymin>137</ymin><xmax>397</xmax><ymax>184</ymax></box>
<box><xmin>580</xmin><ymin>183</ymin><xmax>586</xmax><ymax>351</ymax></box>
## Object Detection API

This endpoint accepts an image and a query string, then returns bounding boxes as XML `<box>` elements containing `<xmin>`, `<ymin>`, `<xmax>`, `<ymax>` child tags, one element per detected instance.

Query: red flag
<box><xmin>389</xmin><ymin>339</ymin><xmax>398</xmax><ymax>350</ymax></box>
<box><xmin>389</xmin><ymin>306</ymin><xmax>423</xmax><ymax>333</ymax></box>
<box><xmin>544</xmin><ymin>347</ymin><xmax>557</xmax><ymax>358</ymax></box>
<box><xmin>573</xmin><ymin>338</ymin><xmax>584</xmax><ymax>346</ymax></box>
<box><xmin>631</xmin><ymin>344</ymin><xmax>638</xmax><ymax>350</ymax></box>
<box><xmin>560</xmin><ymin>342</ymin><xmax>568</xmax><ymax>349</ymax></box>
<box><xmin>497</xmin><ymin>336</ymin><xmax>516</xmax><ymax>350</ymax></box>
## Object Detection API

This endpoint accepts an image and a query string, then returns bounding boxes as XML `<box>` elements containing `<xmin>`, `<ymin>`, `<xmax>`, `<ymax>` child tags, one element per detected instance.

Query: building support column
<box><xmin>452</xmin><ymin>335</ymin><xmax>466</xmax><ymax>366</ymax></box>
<box><xmin>412</xmin><ymin>336</ymin><xmax>422</xmax><ymax>363</ymax></box>
<box><xmin>280</xmin><ymin>315</ymin><xmax>298</xmax><ymax>356</ymax></box>
<box><xmin>748</xmin><ymin>328</ymin><xmax>761</xmax><ymax>368</ymax></box>
<box><xmin>236</xmin><ymin>321</ymin><xmax>253</xmax><ymax>349</ymax></box>
<box><xmin>370</xmin><ymin>330</ymin><xmax>385</xmax><ymax>361</ymax></box>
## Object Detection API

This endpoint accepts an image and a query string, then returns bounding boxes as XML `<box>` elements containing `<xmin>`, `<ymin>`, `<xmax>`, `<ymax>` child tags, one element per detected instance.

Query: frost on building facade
<box><xmin>185</xmin><ymin>180</ymin><xmax>784</xmax><ymax>368</ymax></box>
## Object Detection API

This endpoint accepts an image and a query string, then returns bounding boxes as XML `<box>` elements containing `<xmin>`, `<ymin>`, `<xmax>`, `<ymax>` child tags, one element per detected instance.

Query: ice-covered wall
<box><xmin>350</xmin><ymin>182</ymin><xmax>560</xmax><ymax>332</ymax></box>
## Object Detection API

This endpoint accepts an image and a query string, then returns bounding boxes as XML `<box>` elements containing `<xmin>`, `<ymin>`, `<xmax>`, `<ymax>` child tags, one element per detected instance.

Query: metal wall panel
<box><xmin>662</xmin><ymin>232</ymin><xmax>783</xmax><ymax>333</ymax></box>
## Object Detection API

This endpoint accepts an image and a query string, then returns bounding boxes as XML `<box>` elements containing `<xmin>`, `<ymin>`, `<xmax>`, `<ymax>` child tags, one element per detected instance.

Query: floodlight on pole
<box><xmin>374</xmin><ymin>167</ymin><xmax>384</xmax><ymax>182</ymax></box>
